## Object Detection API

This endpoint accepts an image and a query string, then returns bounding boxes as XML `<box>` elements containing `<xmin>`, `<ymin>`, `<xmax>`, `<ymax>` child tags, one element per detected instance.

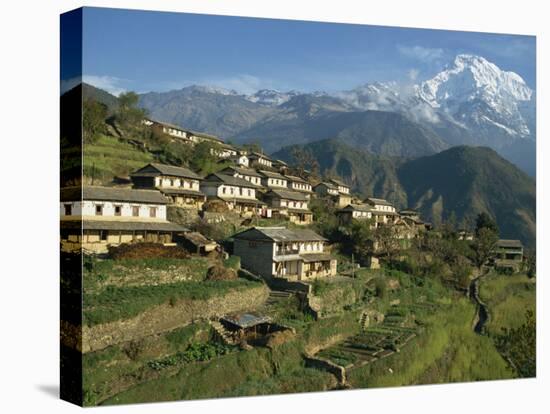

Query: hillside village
<box><xmin>60</xmin><ymin>85</ymin><xmax>535</xmax><ymax>406</ymax></box>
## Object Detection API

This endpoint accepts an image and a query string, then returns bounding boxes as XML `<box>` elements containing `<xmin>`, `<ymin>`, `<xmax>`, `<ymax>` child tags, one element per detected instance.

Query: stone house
<box><xmin>130</xmin><ymin>163</ymin><xmax>205</xmax><ymax>210</ymax></box>
<box><xmin>60</xmin><ymin>186</ymin><xmax>188</xmax><ymax>253</ymax></box>
<box><xmin>144</xmin><ymin>118</ymin><xmax>222</xmax><ymax>146</ymax></box>
<box><xmin>201</xmin><ymin>173</ymin><xmax>268</xmax><ymax>217</ymax></box>
<box><xmin>233</xmin><ymin>227</ymin><xmax>337</xmax><ymax>281</ymax></box>
<box><xmin>314</xmin><ymin>181</ymin><xmax>352</xmax><ymax>208</ymax></box>
<box><xmin>263</xmin><ymin>189</ymin><xmax>313</xmax><ymax>225</ymax></box>
<box><xmin>226</xmin><ymin>154</ymin><xmax>249</xmax><ymax>167</ymax></box>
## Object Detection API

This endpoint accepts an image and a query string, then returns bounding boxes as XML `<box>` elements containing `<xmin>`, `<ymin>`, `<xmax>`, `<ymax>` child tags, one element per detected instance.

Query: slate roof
<box><xmin>496</xmin><ymin>239</ymin><xmax>524</xmax><ymax>249</ymax></box>
<box><xmin>329</xmin><ymin>178</ymin><xmax>349</xmax><ymax>188</ymax></box>
<box><xmin>233</xmin><ymin>227</ymin><xmax>327</xmax><ymax>242</ymax></box>
<box><xmin>61</xmin><ymin>186</ymin><xmax>169</xmax><ymax>204</ymax></box>
<box><xmin>259</xmin><ymin>170</ymin><xmax>287</xmax><ymax>180</ymax></box>
<box><xmin>61</xmin><ymin>219</ymin><xmax>189</xmax><ymax>232</ymax></box>
<box><xmin>130</xmin><ymin>163</ymin><xmax>201</xmax><ymax>180</ymax></box>
<box><xmin>365</xmin><ymin>197</ymin><xmax>393</xmax><ymax>206</ymax></box>
<box><xmin>284</xmin><ymin>174</ymin><xmax>309</xmax><ymax>184</ymax></box>
<box><xmin>315</xmin><ymin>182</ymin><xmax>338</xmax><ymax>191</ymax></box>
<box><xmin>248</xmin><ymin>151</ymin><xmax>273</xmax><ymax>161</ymax></box>
<box><xmin>221</xmin><ymin>166</ymin><xmax>263</xmax><ymax>178</ymax></box>
<box><xmin>202</xmin><ymin>173</ymin><xmax>258</xmax><ymax>188</ymax></box>
<box><xmin>158</xmin><ymin>188</ymin><xmax>205</xmax><ymax>197</ymax></box>
<box><xmin>264</xmin><ymin>189</ymin><xmax>309</xmax><ymax>201</ymax></box>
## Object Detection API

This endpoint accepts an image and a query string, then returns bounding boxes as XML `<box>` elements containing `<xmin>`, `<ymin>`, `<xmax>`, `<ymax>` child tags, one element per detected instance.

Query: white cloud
<box><xmin>82</xmin><ymin>75</ymin><xmax>128</xmax><ymax>96</ymax></box>
<box><xmin>398</xmin><ymin>45</ymin><xmax>445</xmax><ymax>62</ymax></box>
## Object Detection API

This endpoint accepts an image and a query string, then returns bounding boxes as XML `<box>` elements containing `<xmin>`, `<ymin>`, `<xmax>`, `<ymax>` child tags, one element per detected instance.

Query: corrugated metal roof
<box><xmin>61</xmin><ymin>186</ymin><xmax>169</xmax><ymax>204</ymax></box>
<box><xmin>221</xmin><ymin>313</ymin><xmax>272</xmax><ymax>329</ymax></box>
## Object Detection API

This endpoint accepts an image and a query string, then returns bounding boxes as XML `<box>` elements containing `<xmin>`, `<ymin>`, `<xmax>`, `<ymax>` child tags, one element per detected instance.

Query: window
<box><xmin>95</xmin><ymin>204</ymin><xmax>103</xmax><ymax>216</ymax></box>
<box><xmin>149</xmin><ymin>207</ymin><xmax>157</xmax><ymax>218</ymax></box>
<box><xmin>248</xmin><ymin>189</ymin><xmax>252</xmax><ymax>197</ymax></box>
<box><xmin>132</xmin><ymin>206</ymin><xmax>139</xmax><ymax>217</ymax></box>
<box><xmin>64</xmin><ymin>204</ymin><xmax>72</xmax><ymax>216</ymax></box>
<box><xmin>100</xmin><ymin>230</ymin><xmax>108</xmax><ymax>241</ymax></box>
<box><xmin>114</xmin><ymin>205</ymin><xmax>122</xmax><ymax>216</ymax></box>
<box><xmin>230</xmin><ymin>187</ymin><xmax>234</xmax><ymax>195</ymax></box>
<box><xmin>170</xmin><ymin>179</ymin><xmax>174</xmax><ymax>187</ymax></box>
<box><xmin>222</xmin><ymin>187</ymin><xmax>227</xmax><ymax>195</ymax></box>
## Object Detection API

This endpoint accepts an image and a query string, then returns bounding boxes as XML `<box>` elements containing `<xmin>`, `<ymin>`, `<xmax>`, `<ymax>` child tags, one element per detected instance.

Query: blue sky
<box><xmin>63</xmin><ymin>7</ymin><xmax>536</xmax><ymax>95</ymax></box>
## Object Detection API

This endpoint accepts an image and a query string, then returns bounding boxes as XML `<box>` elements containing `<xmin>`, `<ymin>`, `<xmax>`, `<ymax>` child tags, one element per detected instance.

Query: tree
<box><xmin>116</xmin><ymin>91</ymin><xmax>146</xmax><ymax>125</ymax></box>
<box><xmin>373</xmin><ymin>225</ymin><xmax>401</xmax><ymax>262</ymax></box>
<box><xmin>348</xmin><ymin>219</ymin><xmax>374</xmax><ymax>262</ymax></box>
<box><xmin>82</xmin><ymin>99</ymin><xmax>107</xmax><ymax>144</ymax></box>
<box><xmin>471</xmin><ymin>227</ymin><xmax>499</xmax><ymax>269</ymax></box>
<box><xmin>525</xmin><ymin>249</ymin><xmax>536</xmax><ymax>278</ymax></box>
<box><xmin>494</xmin><ymin>310</ymin><xmax>536</xmax><ymax>378</ymax></box>
<box><xmin>190</xmin><ymin>141</ymin><xmax>221</xmax><ymax>175</ymax></box>
<box><xmin>475</xmin><ymin>212</ymin><xmax>499</xmax><ymax>236</ymax></box>
<box><xmin>291</xmin><ymin>147</ymin><xmax>320</xmax><ymax>178</ymax></box>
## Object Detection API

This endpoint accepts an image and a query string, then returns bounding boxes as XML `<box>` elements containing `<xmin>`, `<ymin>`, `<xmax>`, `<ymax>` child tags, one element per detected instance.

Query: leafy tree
<box><xmin>348</xmin><ymin>219</ymin><xmax>374</xmax><ymax>262</ymax></box>
<box><xmin>494</xmin><ymin>310</ymin><xmax>536</xmax><ymax>378</ymax></box>
<box><xmin>470</xmin><ymin>227</ymin><xmax>499</xmax><ymax>269</ymax></box>
<box><xmin>190</xmin><ymin>141</ymin><xmax>223</xmax><ymax>175</ymax></box>
<box><xmin>373</xmin><ymin>225</ymin><xmax>401</xmax><ymax>262</ymax></box>
<box><xmin>82</xmin><ymin>99</ymin><xmax>107</xmax><ymax>144</ymax></box>
<box><xmin>116</xmin><ymin>91</ymin><xmax>146</xmax><ymax>125</ymax></box>
<box><xmin>475</xmin><ymin>212</ymin><xmax>499</xmax><ymax>236</ymax></box>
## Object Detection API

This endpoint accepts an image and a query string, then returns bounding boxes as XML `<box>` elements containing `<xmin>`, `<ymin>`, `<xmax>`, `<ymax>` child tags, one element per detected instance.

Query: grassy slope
<box><xmin>83</xmin><ymin>134</ymin><xmax>154</xmax><ymax>184</ymax></box>
<box><xmin>347</xmin><ymin>298</ymin><xmax>514</xmax><ymax>388</ymax></box>
<box><xmin>479</xmin><ymin>273</ymin><xmax>536</xmax><ymax>336</ymax></box>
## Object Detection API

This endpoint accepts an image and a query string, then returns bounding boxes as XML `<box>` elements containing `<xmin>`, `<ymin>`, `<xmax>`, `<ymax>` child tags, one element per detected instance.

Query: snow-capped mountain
<box><xmin>417</xmin><ymin>54</ymin><xmax>534</xmax><ymax>139</ymax></box>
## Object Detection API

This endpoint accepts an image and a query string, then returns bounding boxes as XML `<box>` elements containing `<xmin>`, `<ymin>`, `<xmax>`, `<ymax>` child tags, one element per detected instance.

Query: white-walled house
<box><xmin>219</xmin><ymin>166</ymin><xmax>264</xmax><ymax>188</ymax></box>
<box><xmin>336</xmin><ymin>204</ymin><xmax>373</xmax><ymax>223</ymax></box>
<box><xmin>284</xmin><ymin>174</ymin><xmax>313</xmax><ymax>198</ymax></box>
<box><xmin>130</xmin><ymin>163</ymin><xmax>205</xmax><ymax>210</ymax></box>
<box><xmin>329</xmin><ymin>178</ymin><xmax>350</xmax><ymax>195</ymax></box>
<box><xmin>200</xmin><ymin>173</ymin><xmax>268</xmax><ymax>216</ymax></box>
<box><xmin>314</xmin><ymin>181</ymin><xmax>352</xmax><ymax>207</ymax></box>
<box><xmin>247</xmin><ymin>152</ymin><xmax>273</xmax><ymax>168</ymax></box>
<box><xmin>365</xmin><ymin>197</ymin><xmax>398</xmax><ymax>226</ymax></box>
<box><xmin>259</xmin><ymin>170</ymin><xmax>288</xmax><ymax>190</ymax></box>
<box><xmin>263</xmin><ymin>189</ymin><xmax>313</xmax><ymax>225</ymax></box>
<box><xmin>233</xmin><ymin>227</ymin><xmax>337</xmax><ymax>281</ymax></box>
<box><xmin>60</xmin><ymin>186</ymin><xmax>188</xmax><ymax>253</ymax></box>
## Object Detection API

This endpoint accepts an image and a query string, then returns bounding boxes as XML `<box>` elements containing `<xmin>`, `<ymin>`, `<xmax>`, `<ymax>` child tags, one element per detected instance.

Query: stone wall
<box><xmin>69</xmin><ymin>284</ymin><xmax>269</xmax><ymax>353</ymax></box>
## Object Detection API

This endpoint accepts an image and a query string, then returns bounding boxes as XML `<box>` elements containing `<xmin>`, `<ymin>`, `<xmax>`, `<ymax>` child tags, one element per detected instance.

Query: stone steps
<box><xmin>210</xmin><ymin>321</ymin><xmax>237</xmax><ymax>346</ymax></box>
